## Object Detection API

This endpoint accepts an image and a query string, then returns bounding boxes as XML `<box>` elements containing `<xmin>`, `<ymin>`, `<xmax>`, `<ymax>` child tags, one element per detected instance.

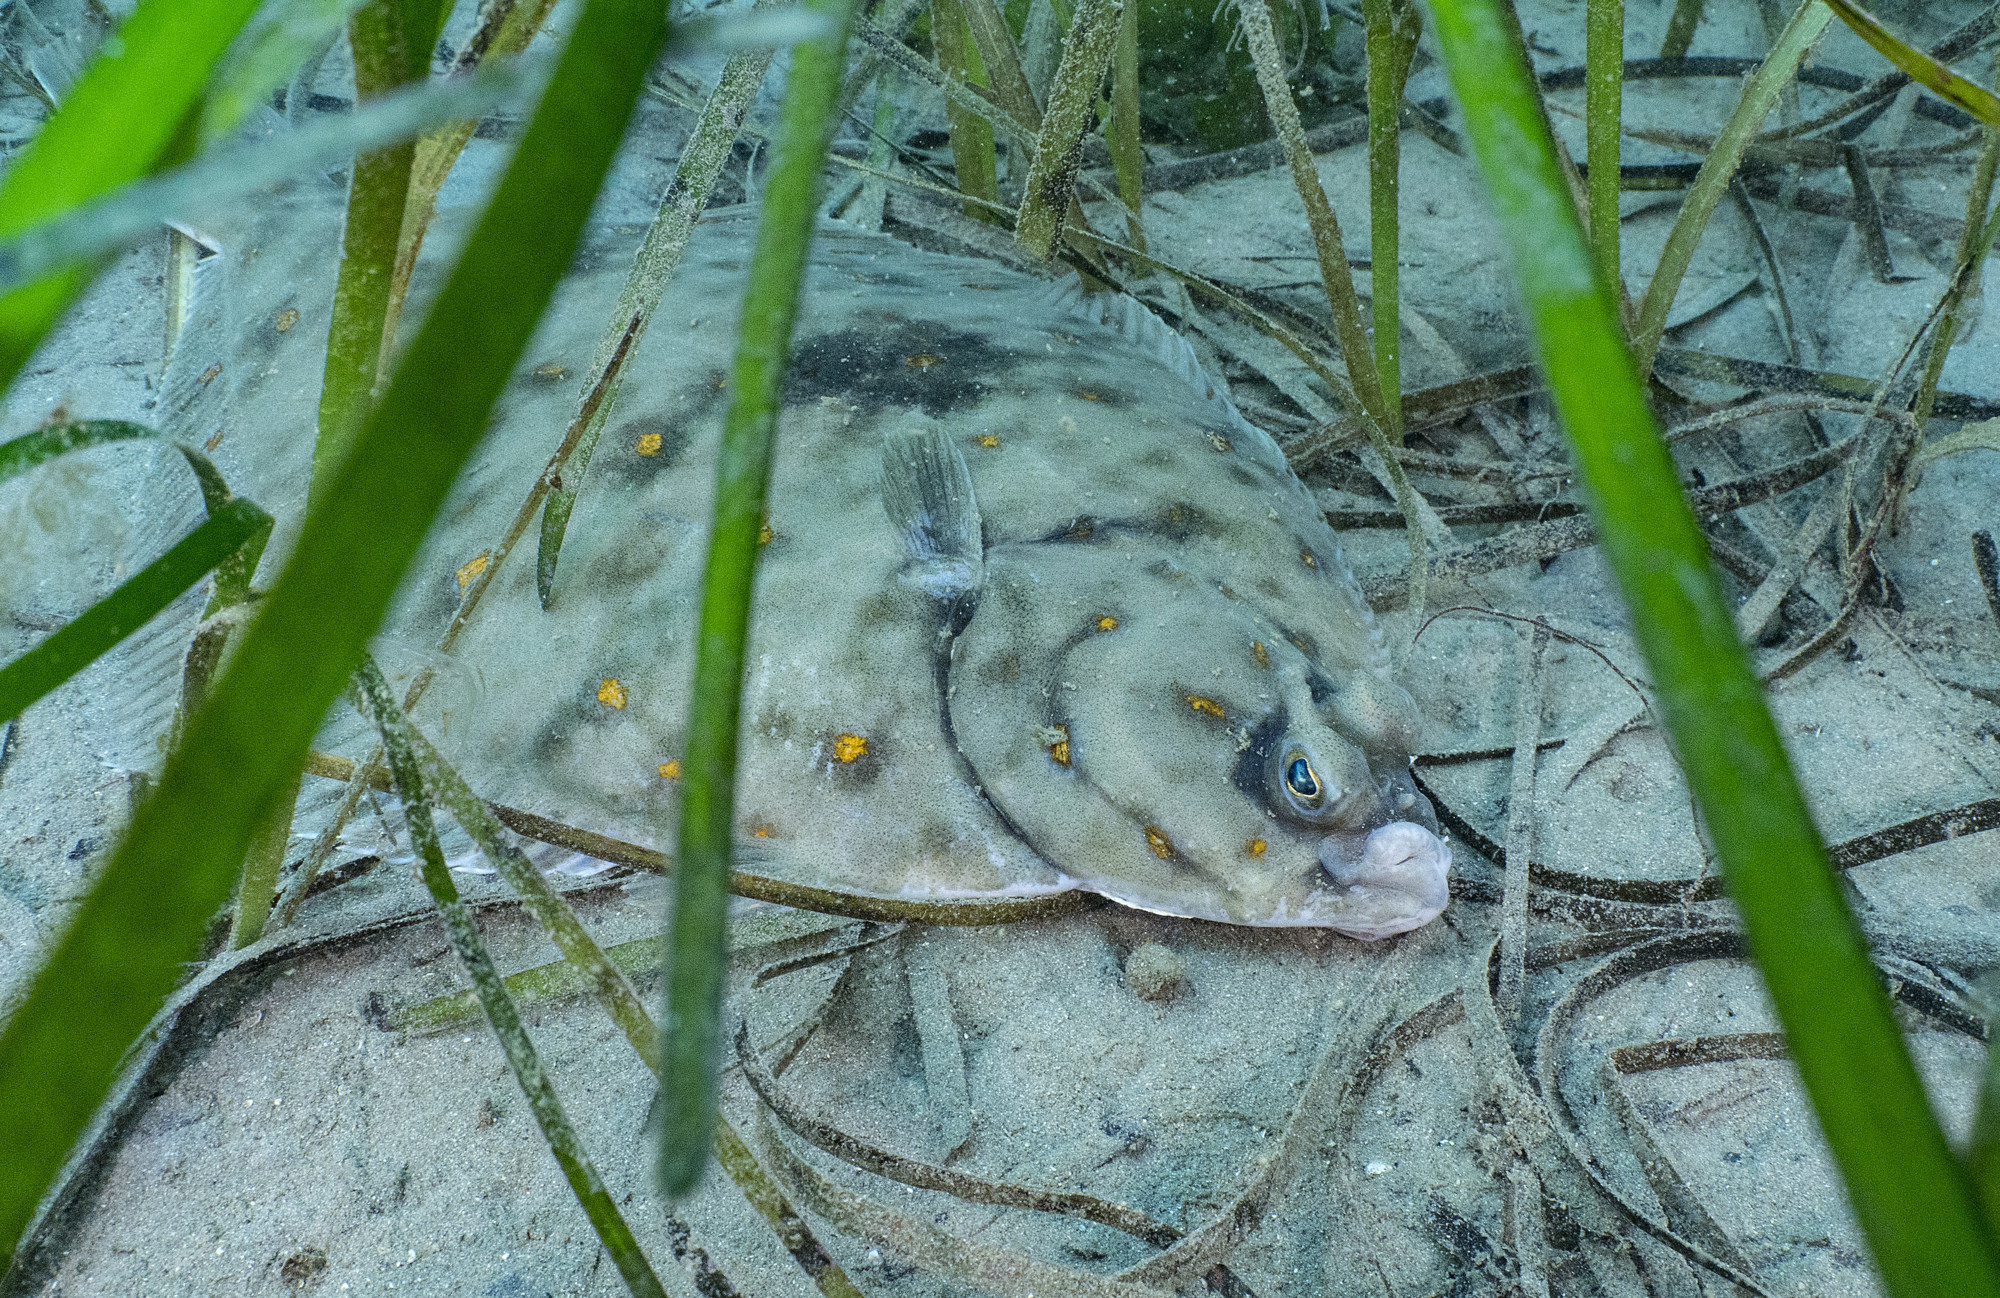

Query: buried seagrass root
<box><xmin>1359</xmin><ymin>433</ymin><xmax>1862</xmax><ymax>605</ymax></box>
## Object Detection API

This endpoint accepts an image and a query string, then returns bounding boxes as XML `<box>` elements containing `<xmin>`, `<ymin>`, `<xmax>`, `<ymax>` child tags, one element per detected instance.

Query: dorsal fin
<box><xmin>1041</xmin><ymin>279</ymin><xmax>1257</xmax><ymax>441</ymax></box>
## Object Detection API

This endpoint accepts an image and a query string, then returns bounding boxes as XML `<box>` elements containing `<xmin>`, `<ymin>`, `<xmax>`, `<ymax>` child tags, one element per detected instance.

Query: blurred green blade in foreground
<box><xmin>0</xmin><ymin>0</ymin><xmax>267</xmax><ymax>391</ymax></box>
<box><xmin>1425</xmin><ymin>0</ymin><xmax>2000</xmax><ymax>1292</ymax></box>
<box><xmin>0</xmin><ymin>64</ymin><xmax>536</xmax><ymax>297</ymax></box>
<box><xmin>201</xmin><ymin>0</ymin><xmax>376</xmax><ymax>142</ymax></box>
<box><xmin>0</xmin><ymin>0</ymin><xmax>668</xmax><ymax>1269</ymax></box>
<box><xmin>659</xmin><ymin>0</ymin><xmax>859</xmax><ymax>1198</ymax></box>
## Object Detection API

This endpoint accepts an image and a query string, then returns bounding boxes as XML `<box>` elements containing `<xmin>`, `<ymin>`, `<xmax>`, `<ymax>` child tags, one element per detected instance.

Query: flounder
<box><xmin>388</xmin><ymin>212</ymin><xmax>1450</xmax><ymax>938</ymax></box>
<box><xmin>35</xmin><ymin>185</ymin><xmax>1449</xmax><ymax>939</ymax></box>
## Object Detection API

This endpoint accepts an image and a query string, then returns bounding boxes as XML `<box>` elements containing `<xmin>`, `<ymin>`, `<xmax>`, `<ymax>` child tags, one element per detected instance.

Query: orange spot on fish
<box><xmin>597</xmin><ymin>678</ymin><xmax>628</xmax><ymax>709</ymax></box>
<box><xmin>635</xmin><ymin>431</ymin><xmax>663</xmax><ymax>456</ymax></box>
<box><xmin>1095</xmin><ymin>615</ymin><xmax>1119</xmax><ymax>632</ymax></box>
<box><xmin>1186</xmin><ymin>694</ymin><xmax>1225</xmax><ymax>719</ymax></box>
<box><xmin>1246</xmin><ymin>838</ymin><xmax>1267</xmax><ymax>858</ymax></box>
<box><xmin>1143</xmin><ymin>825</ymin><xmax>1176</xmax><ymax>859</ymax></box>
<box><xmin>1251</xmin><ymin>640</ymin><xmax>1270</xmax><ymax>669</ymax></box>
<box><xmin>456</xmin><ymin>553</ymin><xmax>490</xmax><ymax>589</ymax></box>
<box><xmin>275</xmin><ymin>308</ymin><xmax>298</xmax><ymax>333</ymax></box>
<box><xmin>975</xmin><ymin>433</ymin><xmax>1002</xmax><ymax>448</ymax></box>
<box><xmin>832</xmin><ymin>733</ymin><xmax>869</xmax><ymax>763</ymax></box>
<box><xmin>905</xmin><ymin>352</ymin><xmax>945</xmax><ymax>370</ymax></box>
<box><xmin>658</xmin><ymin>759</ymin><xmax>682</xmax><ymax>780</ymax></box>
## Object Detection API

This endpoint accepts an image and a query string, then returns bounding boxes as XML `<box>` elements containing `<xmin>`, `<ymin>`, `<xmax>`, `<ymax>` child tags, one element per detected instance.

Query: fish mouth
<box><xmin>1307</xmin><ymin>820</ymin><xmax>1453</xmax><ymax>941</ymax></box>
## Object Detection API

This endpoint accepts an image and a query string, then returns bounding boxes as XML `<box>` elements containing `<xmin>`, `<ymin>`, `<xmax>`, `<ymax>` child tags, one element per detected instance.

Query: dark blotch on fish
<box><xmin>227</xmin><ymin>318</ymin><xmax>286</xmax><ymax>389</ymax></box>
<box><xmin>786</xmin><ymin>319</ymin><xmax>1018</xmax><ymax>416</ymax></box>
<box><xmin>531</xmin><ymin>718</ymin><xmax>576</xmax><ymax>768</ymax></box>
<box><xmin>977</xmin><ymin>649</ymin><xmax>1025</xmax><ymax>687</ymax></box>
<box><xmin>1150</xmin><ymin>501</ymin><xmax>1226</xmax><ymax>543</ymax></box>
<box><xmin>821</xmin><ymin>731</ymin><xmax>884</xmax><ymax>786</ymax></box>
<box><xmin>602</xmin><ymin>415</ymin><xmax>694</xmax><ymax>478</ymax></box>
<box><xmin>1073</xmin><ymin>384</ymin><xmax>1135</xmax><ymax>408</ymax></box>
<box><xmin>1231</xmin><ymin>707</ymin><xmax>1289</xmax><ymax>801</ymax></box>
<box><xmin>852</xmin><ymin>590</ymin><xmax>901</xmax><ymax>630</ymax></box>
<box><xmin>1041</xmin><ymin>515</ymin><xmax>1103</xmax><ymax>543</ymax></box>
<box><xmin>751</xmin><ymin>706</ymin><xmax>804</xmax><ymax>743</ymax></box>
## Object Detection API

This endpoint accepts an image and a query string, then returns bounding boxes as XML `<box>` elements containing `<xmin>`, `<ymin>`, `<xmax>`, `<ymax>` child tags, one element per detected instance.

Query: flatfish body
<box><xmin>394</xmin><ymin>212</ymin><xmax>1449</xmax><ymax>937</ymax></box>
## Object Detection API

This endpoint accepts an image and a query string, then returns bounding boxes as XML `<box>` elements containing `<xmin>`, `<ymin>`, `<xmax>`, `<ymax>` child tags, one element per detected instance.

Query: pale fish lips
<box><xmin>1306</xmin><ymin>820</ymin><xmax>1453</xmax><ymax>941</ymax></box>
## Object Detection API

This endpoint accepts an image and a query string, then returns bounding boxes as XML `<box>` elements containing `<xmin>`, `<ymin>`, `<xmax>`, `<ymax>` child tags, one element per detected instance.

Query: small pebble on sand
<box><xmin>1124</xmin><ymin>943</ymin><xmax>1187</xmax><ymax>1001</ymax></box>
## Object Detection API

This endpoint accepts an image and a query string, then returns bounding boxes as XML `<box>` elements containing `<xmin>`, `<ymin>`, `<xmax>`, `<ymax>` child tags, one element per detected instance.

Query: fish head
<box><xmin>1236</xmin><ymin>696</ymin><xmax>1452</xmax><ymax>939</ymax></box>
<box><xmin>955</xmin><ymin>547</ymin><xmax>1451</xmax><ymax>937</ymax></box>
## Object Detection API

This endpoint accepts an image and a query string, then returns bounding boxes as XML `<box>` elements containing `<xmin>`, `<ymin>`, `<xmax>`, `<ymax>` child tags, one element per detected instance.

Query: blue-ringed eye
<box><xmin>1285</xmin><ymin>755</ymin><xmax>1321</xmax><ymax>802</ymax></box>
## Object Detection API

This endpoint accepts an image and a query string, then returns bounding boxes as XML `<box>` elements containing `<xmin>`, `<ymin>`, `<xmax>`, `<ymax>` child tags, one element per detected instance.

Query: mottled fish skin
<box><xmin>390</xmin><ymin>211</ymin><xmax>1447</xmax><ymax>935</ymax></box>
<box><xmin>71</xmin><ymin>187</ymin><xmax>1448</xmax><ymax>936</ymax></box>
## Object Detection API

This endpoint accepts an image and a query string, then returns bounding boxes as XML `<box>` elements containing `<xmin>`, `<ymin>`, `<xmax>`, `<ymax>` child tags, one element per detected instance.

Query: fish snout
<box><xmin>1314</xmin><ymin>821</ymin><xmax>1452</xmax><ymax>941</ymax></box>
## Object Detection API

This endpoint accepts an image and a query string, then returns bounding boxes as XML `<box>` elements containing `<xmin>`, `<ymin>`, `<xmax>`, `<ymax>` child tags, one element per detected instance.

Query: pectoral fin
<box><xmin>881</xmin><ymin>426</ymin><xmax>984</xmax><ymax>604</ymax></box>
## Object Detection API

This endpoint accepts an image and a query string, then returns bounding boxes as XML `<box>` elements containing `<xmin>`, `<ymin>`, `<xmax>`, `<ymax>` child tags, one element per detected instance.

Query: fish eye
<box><xmin>1283</xmin><ymin>753</ymin><xmax>1323</xmax><ymax>807</ymax></box>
